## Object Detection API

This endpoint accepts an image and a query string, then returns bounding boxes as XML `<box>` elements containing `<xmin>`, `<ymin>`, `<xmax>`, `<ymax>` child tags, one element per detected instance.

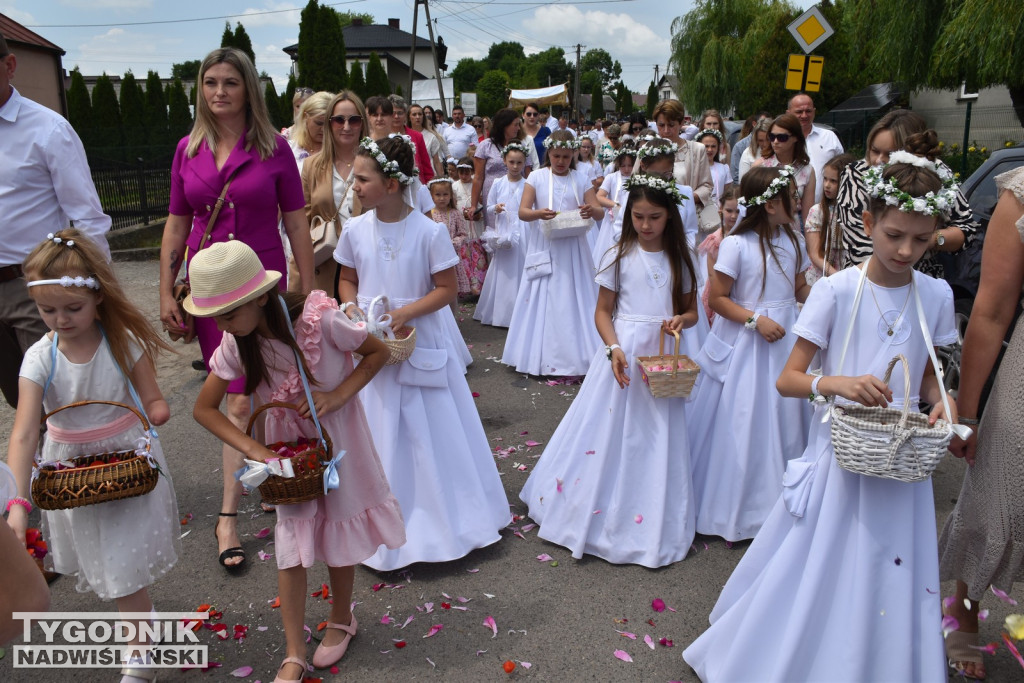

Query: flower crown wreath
<box><xmin>636</xmin><ymin>140</ymin><xmax>679</xmax><ymax>161</ymax></box>
<box><xmin>624</xmin><ymin>173</ymin><xmax>688</xmax><ymax>205</ymax></box>
<box><xmin>738</xmin><ymin>165</ymin><xmax>796</xmax><ymax>207</ymax></box>
<box><xmin>358</xmin><ymin>137</ymin><xmax>419</xmax><ymax>186</ymax></box>
<box><xmin>697</xmin><ymin>128</ymin><xmax>723</xmax><ymax>144</ymax></box>
<box><xmin>862</xmin><ymin>151</ymin><xmax>959</xmax><ymax>217</ymax></box>
<box><xmin>543</xmin><ymin>136</ymin><xmax>581</xmax><ymax>150</ymax></box>
<box><xmin>501</xmin><ymin>141</ymin><xmax>529</xmax><ymax>157</ymax></box>
<box><xmin>427</xmin><ymin>176</ymin><xmax>454</xmax><ymax>188</ymax></box>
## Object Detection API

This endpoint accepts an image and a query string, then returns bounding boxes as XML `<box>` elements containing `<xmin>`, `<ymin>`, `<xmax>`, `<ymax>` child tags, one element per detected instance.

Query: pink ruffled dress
<box><xmin>209</xmin><ymin>291</ymin><xmax>406</xmax><ymax>569</ymax></box>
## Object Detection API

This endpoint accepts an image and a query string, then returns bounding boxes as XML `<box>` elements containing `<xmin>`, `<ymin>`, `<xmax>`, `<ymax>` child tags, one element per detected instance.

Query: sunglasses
<box><xmin>329</xmin><ymin>115</ymin><xmax>363</xmax><ymax>127</ymax></box>
<box><xmin>524</xmin><ymin>112</ymin><xmax>538</xmax><ymax>117</ymax></box>
<box><xmin>631</xmin><ymin>126</ymin><xmax>643</xmax><ymax>132</ymax></box>
<box><xmin>295</xmin><ymin>87</ymin><xmax>314</xmax><ymax>96</ymax></box>
<box><xmin>768</xmin><ymin>133</ymin><xmax>792</xmax><ymax>143</ymax></box>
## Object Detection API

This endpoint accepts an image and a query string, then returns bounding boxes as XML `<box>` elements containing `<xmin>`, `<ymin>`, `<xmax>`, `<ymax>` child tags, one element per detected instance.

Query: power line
<box><xmin>25</xmin><ymin>1</ymin><xmax>367</xmax><ymax>28</ymax></box>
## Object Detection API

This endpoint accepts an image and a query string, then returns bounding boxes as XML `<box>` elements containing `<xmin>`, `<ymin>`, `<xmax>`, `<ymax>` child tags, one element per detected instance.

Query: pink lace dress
<box><xmin>209</xmin><ymin>292</ymin><xmax>407</xmax><ymax>569</ymax></box>
<box><xmin>430</xmin><ymin>208</ymin><xmax>473</xmax><ymax>296</ymax></box>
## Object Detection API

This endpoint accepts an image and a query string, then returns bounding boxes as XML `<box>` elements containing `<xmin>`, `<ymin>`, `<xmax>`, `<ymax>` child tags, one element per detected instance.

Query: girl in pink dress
<box><xmin>698</xmin><ymin>186</ymin><xmax>742</xmax><ymax>323</ymax></box>
<box><xmin>427</xmin><ymin>177</ymin><xmax>473</xmax><ymax>299</ymax></box>
<box><xmin>187</xmin><ymin>242</ymin><xmax>406</xmax><ymax>683</ymax></box>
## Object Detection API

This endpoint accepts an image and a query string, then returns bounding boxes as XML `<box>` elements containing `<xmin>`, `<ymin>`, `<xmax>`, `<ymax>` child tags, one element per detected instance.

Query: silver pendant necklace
<box><xmin>636</xmin><ymin>248</ymin><xmax>668</xmax><ymax>289</ymax></box>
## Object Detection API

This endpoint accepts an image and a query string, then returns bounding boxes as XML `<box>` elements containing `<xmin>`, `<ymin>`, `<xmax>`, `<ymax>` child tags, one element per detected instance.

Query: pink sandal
<box><xmin>312</xmin><ymin>614</ymin><xmax>358</xmax><ymax>669</ymax></box>
<box><xmin>272</xmin><ymin>656</ymin><xmax>309</xmax><ymax>683</ymax></box>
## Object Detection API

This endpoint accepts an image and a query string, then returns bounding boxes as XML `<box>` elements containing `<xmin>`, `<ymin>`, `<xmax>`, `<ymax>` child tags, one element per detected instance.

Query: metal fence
<box><xmin>89</xmin><ymin>157</ymin><xmax>173</xmax><ymax>231</ymax></box>
<box><xmin>923</xmin><ymin>105</ymin><xmax>1023</xmax><ymax>151</ymax></box>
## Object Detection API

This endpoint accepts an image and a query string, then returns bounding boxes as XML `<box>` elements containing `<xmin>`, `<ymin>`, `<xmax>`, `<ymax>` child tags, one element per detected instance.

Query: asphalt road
<box><xmin>1</xmin><ymin>260</ymin><xmax>1021</xmax><ymax>682</ymax></box>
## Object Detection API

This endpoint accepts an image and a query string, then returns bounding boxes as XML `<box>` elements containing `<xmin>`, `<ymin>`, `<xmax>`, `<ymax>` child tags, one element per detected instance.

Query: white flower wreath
<box><xmin>543</xmin><ymin>136</ymin><xmax>581</xmax><ymax>150</ymax></box>
<box><xmin>623</xmin><ymin>173</ymin><xmax>688</xmax><ymax>205</ymax></box>
<box><xmin>359</xmin><ymin>137</ymin><xmax>419</xmax><ymax>186</ymax></box>
<box><xmin>427</xmin><ymin>177</ymin><xmax>454</xmax><ymax>188</ymax></box>
<box><xmin>501</xmin><ymin>141</ymin><xmax>529</xmax><ymax>157</ymax></box>
<box><xmin>636</xmin><ymin>140</ymin><xmax>679</xmax><ymax>161</ymax></box>
<box><xmin>885</xmin><ymin>151</ymin><xmax>958</xmax><ymax>187</ymax></box>
<box><xmin>738</xmin><ymin>165</ymin><xmax>796</xmax><ymax>207</ymax></box>
<box><xmin>696</xmin><ymin>128</ymin><xmax>723</xmax><ymax>144</ymax></box>
<box><xmin>863</xmin><ymin>163</ymin><xmax>959</xmax><ymax>218</ymax></box>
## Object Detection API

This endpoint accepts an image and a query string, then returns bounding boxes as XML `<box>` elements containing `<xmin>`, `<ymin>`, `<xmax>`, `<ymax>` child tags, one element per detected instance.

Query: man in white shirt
<box><xmin>0</xmin><ymin>33</ymin><xmax>111</xmax><ymax>407</ymax></box>
<box><xmin>788</xmin><ymin>92</ymin><xmax>844</xmax><ymax>203</ymax></box>
<box><xmin>549</xmin><ymin>110</ymin><xmax>577</xmax><ymax>138</ymax></box>
<box><xmin>442</xmin><ymin>105</ymin><xmax>477</xmax><ymax>160</ymax></box>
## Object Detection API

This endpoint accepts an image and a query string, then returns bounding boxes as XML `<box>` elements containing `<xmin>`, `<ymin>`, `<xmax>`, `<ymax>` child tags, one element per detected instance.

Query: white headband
<box><xmin>27</xmin><ymin>275</ymin><xmax>100</xmax><ymax>290</ymax></box>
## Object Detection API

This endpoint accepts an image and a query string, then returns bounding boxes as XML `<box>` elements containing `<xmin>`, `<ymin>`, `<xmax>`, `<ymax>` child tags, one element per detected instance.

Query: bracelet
<box><xmin>810</xmin><ymin>375</ymin><xmax>823</xmax><ymax>397</ymax></box>
<box><xmin>605</xmin><ymin>343</ymin><xmax>621</xmax><ymax>360</ymax></box>
<box><xmin>744</xmin><ymin>313</ymin><xmax>760</xmax><ymax>331</ymax></box>
<box><xmin>5</xmin><ymin>496</ymin><xmax>32</xmax><ymax>515</ymax></box>
<box><xmin>341</xmin><ymin>301</ymin><xmax>356</xmax><ymax>312</ymax></box>
<box><xmin>958</xmin><ymin>416</ymin><xmax>980</xmax><ymax>426</ymax></box>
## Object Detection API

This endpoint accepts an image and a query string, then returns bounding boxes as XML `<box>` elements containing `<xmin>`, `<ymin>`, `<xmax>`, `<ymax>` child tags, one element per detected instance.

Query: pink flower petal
<box><xmin>401</xmin><ymin>615</ymin><xmax>414</xmax><ymax>629</ymax></box>
<box><xmin>593</xmin><ymin>509</ymin><xmax>602</xmax><ymax>515</ymax></box>
<box><xmin>476</xmin><ymin>650</ymin><xmax>488</xmax><ymax>656</ymax></box>
<box><xmin>536</xmin><ymin>553</ymin><xmax>554</xmax><ymax>562</ymax></box>
<box><xmin>520</xmin><ymin>523</ymin><xmax>537</xmax><ymax>533</ymax></box>
<box><xmin>457</xmin><ymin>596</ymin><xmax>472</xmax><ymax>603</ymax></box>
<box><xmin>230</xmin><ymin>666</ymin><xmax>253</xmax><ymax>677</ymax></box>
<box><xmin>466</xmin><ymin>568</ymin><xmax>480</xmax><ymax>573</ymax></box>
<box><xmin>585</xmin><ymin>450</ymin><xmax>595</xmax><ymax>455</ymax></box>
<box><xmin>1002</xmin><ymin>633</ymin><xmax>1024</xmax><ymax>668</ymax></box>
<box><xmin>942</xmin><ymin>596</ymin><xmax>956</xmax><ymax>610</ymax></box>
<box><xmin>381</xmin><ymin>614</ymin><xmax>392</xmax><ymax>625</ymax></box>
<box><xmin>634</xmin><ymin>514</ymin><xmax>643</xmax><ymax>524</ymax></box>
<box><xmin>423</xmin><ymin>623</ymin><xmax>443</xmax><ymax>638</ymax></box>
<box><xmin>992</xmin><ymin>585</ymin><xmax>1019</xmax><ymax>605</ymax></box>
<box><xmin>556</xmin><ymin>478</ymin><xmax>563</xmax><ymax>493</ymax></box>
<box><xmin>613</xmin><ymin>649</ymin><xmax>633</xmax><ymax>663</ymax></box>
<box><xmin>979</xmin><ymin>609</ymin><xmax>989</xmax><ymax>621</ymax></box>
<box><xmin>969</xmin><ymin>642</ymin><xmax>1000</xmax><ymax>655</ymax></box>
<box><xmin>659</xmin><ymin>637</ymin><xmax>674</xmax><ymax>647</ymax></box>
<box><xmin>257</xmin><ymin>550</ymin><xmax>272</xmax><ymax>561</ymax></box>
<box><xmin>644</xmin><ymin>635</ymin><xmax>655</xmax><ymax>650</ymax></box>
<box><xmin>519</xmin><ymin>661</ymin><xmax>532</xmax><ymax>669</ymax></box>
<box><xmin>254</xmin><ymin>527</ymin><xmax>272</xmax><ymax>539</ymax></box>
<box><xmin>942</xmin><ymin>614</ymin><xmax>959</xmax><ymax>638</ymax></box>
<box><xmin>651</xmin><ymin>598</ymin><xmax>666</xmax><ymax>613</ymax></box>
<box><xmin>483</xmin><ymin>615</ymin><xmax>498</xmax><ymax>638</ymax></box>
<box><xmin>472</xmin><ymin>392</ymin><xmax>481</xmax><ymax>398</ymax></box>
<box><xmin>525</xmin><ymin>440</ymin><xmax>542</xmax><ymax>447</ymax></box>
<box><xmin>424</xmin><ymin>602</ymin><xmax>434</xmax><ymax>613</ymax></box>
<box><xmin>615</xmin><ymin>629</ymin><xmax>637</xmax><ymax>640</ymax></box>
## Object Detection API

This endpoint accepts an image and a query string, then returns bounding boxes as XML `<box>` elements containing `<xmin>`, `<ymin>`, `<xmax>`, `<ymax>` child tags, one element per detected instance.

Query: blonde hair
<box><xmin>187</xmin><ymin>48</ymin><xmax>279</xmax><ymax>161</ymax></box>
<box><xmin>23</xmin><ymin>229</ymin><xmax>173</xmax><ymax>375</ymax></box>
<box><xmin>652</xmin><ymin>99</ymin><xmax>686</xmax><ymax>124</ymax></box>
<box><xmin>291</xmin><ymin>91</ymin><xmax>334</xmax><ymax>153</ymax></box>
<box><xmin>428</xmin><ymin>178</ymin><xmax>458</xmax><ymax>210</ymax></box>
<box><xmin>309</xmin><ymin>91</ymin><xmax>369</xmax><ymax>182</ymax></box>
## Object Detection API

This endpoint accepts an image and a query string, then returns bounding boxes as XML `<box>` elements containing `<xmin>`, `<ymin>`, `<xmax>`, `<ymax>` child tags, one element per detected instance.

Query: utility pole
<box><xmin>654</xmin><ymin>64</ymin><xmax>660</xmax><ymax>83</ymax></box>
<box><xmin>573</xmin><ymin>44</ymin><xmax>584</xmax><ymax>120</ymax></box>
<box><xmin>407</xmin><ymin>0</ymin><xmax>447</xmax><ymax>114</ymax></box>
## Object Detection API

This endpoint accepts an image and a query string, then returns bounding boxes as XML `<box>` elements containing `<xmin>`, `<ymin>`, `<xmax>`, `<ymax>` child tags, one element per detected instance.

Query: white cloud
<box><xmin>523</xmin><ymin>6</ymin><xmax>670</xmax><ymax>61</ymax></box>
<box><xmin>68</xmin><ymin>28</ymin><xmax>184</xmax><ymax>76</ymax></box>
<box><xmin>236</xmin><ymin>2</ymin><xmax>302</xmax><ymax>28</ymax></box>
<box><xmin>0</xmin><ymin>2</ymin><xmax>36</xmax><ymax>24</ymax></box>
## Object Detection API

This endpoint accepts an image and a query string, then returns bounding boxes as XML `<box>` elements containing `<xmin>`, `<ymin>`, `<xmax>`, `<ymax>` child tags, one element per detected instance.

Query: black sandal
<box><xmin>214</xmin><ymin>512</ymin><xmax>245</xmax><ymax>571</ymax></box>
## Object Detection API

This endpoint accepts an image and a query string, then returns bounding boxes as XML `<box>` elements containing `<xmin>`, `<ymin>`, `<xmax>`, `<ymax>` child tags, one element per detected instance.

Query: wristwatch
<box><xmin>935</xmin><ymin>230</ymin><xmax>946</xmax><ymax>248</ymax></box>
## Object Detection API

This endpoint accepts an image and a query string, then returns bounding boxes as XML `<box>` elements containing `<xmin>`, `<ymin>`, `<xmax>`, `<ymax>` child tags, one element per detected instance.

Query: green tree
<box><xmin>646</xmin><ymin>80</ymin><xmax>658</xmax><ymax>119</ymax></box>
<box><xmin>451</xmin><ymin>57</ymin><xmax>486</xmax><ymax>95</ymax></box>
<box><xmin>144</xmin><ymin>70</ymin><xmax>169</xmax><ymax>149</ymax></box>
<box><xmin>171</xmin><ymin>59</ymin><xmax>201</xmax><ymax>81</ymax></box>
<box><xmin>486</xmin><ymin>41</ymin><xmax>527</xmax><ymax>78</ymax></box>
<box><xmin>66</xmin><ymin>68</ymin><xmax>93</xmax><ymax>148</ymax></box>
<box><xmin>297</xmin><ymin>0</ymin><xmax>323</xmax><ymax>88</ymax></box>
<box><xmin>579</xmin><ymin>48</ymin><xmax>622</xmax><ymax>90</ymax></box>
<box><xmin>590</xmin><ymin>82</ymin><xmax>605</xmax><ymax>119</ymax></box>
<box><xmin>280</xmin><ymin>75</ymin><xmax>297</xmax><ymax>126</ymax></box>
<box><xmin>220</xmin><ymin>21</ymin><xmax>234</xmax><ymax>51</ymax></box>
<box><xmin>930</xmin><ymin>0</ymin><xmax>1024</xmax><ymax>125</ymax></box>
<box><xmin>395</xmin><ymin>83</ymin><xmax>403</xmax><ymax>98</ymax></box>
<box><xmin>318</xmin><ymin>4</ymin><xmax>347</xmax><ymax>91</ymax></box>
<box><xmin>669</xmin><ymin>0</ymin><xmax>779</xmax><ymax>112</ymax></box>
<box><xmin>336</xmin><ymin>11</ymin><xmax>375</xmax><ymax>29</ymax></box>
<box><xmin>614</xmin><ymin>81</ymin><xmax>633</xmax><ymax>116</ymax></box>
<box><xmin>264</xmin><ymin>81</ymin><xmax>283</xmax><ymax>129</ymax></box>
<box><xmin>477</xmin><ymin>69</ymin><xmax>510</xmax><ymax>117</ymax></box>
<box><xmin>736</xmin><ymin>5</ymin><xmax>800</xmax><ymax>116</ymax></box>
<box><xmin>348</xmin><ymin>60</ymin><xmax>366</xmax><ymax>100</ymax></box>
<box><xmin>523</xmin><ymin>47</ymin><xmax>570</xmax><ymax>90</ymax></box>
<box><xmin>297</xmin><ymin>1</ymin><xmax>349</xmax><ymax>91</ymax></box>
<box><xmin>90</xmin><ymin>73</ymin><xmax>123</xmax><ymax>155</ymax></box>
<box><xmin>233</xmin><ymin>23</ymin><xmax>256</xmax><ymax>65</ymax></box>
<box><xmin>364</xmin><ymin>52</ymin><xmax>391</xmax><ymax>97</ymax></box>
<box><xmin>167</xmin><ymin>77</ymin><xmax>192</xmax><ymax>141</ymax></box>
<box><xmin>119</xmin><ymin>71</ymin><xmax>147</xmax><ymax>154</ymax></box>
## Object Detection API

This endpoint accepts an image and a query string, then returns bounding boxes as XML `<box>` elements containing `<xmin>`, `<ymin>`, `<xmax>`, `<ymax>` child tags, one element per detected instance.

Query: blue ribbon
<box><xmin>322</xmin><ymin>449</ymin><xmax>346</xmax><ymax>495</ymax></box>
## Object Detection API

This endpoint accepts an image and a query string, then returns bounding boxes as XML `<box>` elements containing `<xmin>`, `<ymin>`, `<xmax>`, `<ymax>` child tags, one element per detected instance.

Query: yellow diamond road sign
<box><xmin>787</xmin><ymin>5</ymin><xmax>834</xmax><ymax>54</ymax></box>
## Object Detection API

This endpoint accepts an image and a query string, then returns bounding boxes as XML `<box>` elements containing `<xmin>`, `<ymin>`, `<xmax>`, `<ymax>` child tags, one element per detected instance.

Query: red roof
<box><xmin>0</xmin><ymin>13</ymin><xmax>64</xmax><ymax>54</ymax></box>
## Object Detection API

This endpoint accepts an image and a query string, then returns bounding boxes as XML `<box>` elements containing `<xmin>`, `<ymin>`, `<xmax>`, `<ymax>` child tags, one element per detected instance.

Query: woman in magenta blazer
<box><xmin>159</xmin><ymin>47</ymin><xmax>313</xmax><ymax>571</ymax></box>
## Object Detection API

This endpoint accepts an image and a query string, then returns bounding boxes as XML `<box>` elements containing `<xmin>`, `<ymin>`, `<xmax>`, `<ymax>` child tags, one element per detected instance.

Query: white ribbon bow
<box><xmin>365</xmin><ymin>295</ymin><xmax>397</xmax><ymax>340</ymax></box>
<box><xmin>236</xmin><ymin>457</ymin><xmax>297</xmax><ymax>490</ymax></box>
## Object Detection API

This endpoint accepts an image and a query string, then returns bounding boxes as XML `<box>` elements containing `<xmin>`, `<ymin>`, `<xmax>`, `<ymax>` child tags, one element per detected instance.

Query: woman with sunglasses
<box><xmin>753</xmin><ymin>113</ymin><xmax>815</xmax><ymax>228</ymax></box>
<box><xmin>521</xmin><ymin>101</ymin><xmax>550</xmax><ymax>166</ymax></box>
<box><xmin>298</xmin><ymin>91</ymin><xmax>369</xmax><ymax>296</ymax></box>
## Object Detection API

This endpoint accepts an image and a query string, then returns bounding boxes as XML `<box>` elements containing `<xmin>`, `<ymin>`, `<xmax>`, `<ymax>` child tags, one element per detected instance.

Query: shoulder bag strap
<box><xmin>197</xmin><ymin>168</ymin><xmax>241</xmax><ymax>252</ymax></box>
<box><xmin>277</xmin><ymin>296</ymin><xmax>328</xmax><ymax>450</ymax></box>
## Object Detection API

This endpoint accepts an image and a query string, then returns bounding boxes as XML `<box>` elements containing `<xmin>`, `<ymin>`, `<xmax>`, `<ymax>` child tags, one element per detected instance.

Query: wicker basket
<box><xmin>246</xmin><ymin>402</ymin><xmax>333</xmax><ymax>505</ymax></box>
<box><xmin>31</xmin><ymin>401</ymin><xmax>160</xmax><ymax>510</ymax></box>
<box><xmin>831</xmin><ymin>355</ymin><xmax>954</xmax><ymax>483</ymax></box>
<box><xmin>636</xmin><ymin>330</ymin><xmax>701</xmax><ymax>398</ymax></box>
<box><xmin>365</xmin><ymin>295</ymin><xmax>416</xmax><ymax>365</ymax></box>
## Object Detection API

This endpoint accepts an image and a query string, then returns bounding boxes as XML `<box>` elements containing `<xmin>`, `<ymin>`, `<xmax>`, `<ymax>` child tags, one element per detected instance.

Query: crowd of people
<box><xmin>2</xmin><ymin>40</ymin><xmax>1023</xmax><ymax>682</ymax></box>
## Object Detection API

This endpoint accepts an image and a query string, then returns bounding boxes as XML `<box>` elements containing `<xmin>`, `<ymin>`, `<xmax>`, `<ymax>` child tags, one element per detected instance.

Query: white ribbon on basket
<box><xmin>235</xmin><ymin>457</ymin><xmax>297</xmax><ymax>490</ymax></box>
<box><xmin>365</xmin><ymin>295</ymin><xmax>398</xmax><ymax>341</ymax></box>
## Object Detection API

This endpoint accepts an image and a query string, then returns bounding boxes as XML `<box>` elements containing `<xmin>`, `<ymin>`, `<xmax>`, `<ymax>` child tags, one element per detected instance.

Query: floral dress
<box><xmin>430</xmin><ymin>207</ymin><xmax>473</xmax><ymax>296</ymax></box>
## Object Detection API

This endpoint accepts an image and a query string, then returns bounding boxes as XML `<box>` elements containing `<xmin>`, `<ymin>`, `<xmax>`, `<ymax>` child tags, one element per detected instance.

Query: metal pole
<box><xmin>960</xmin><ymin>99</ymin><xmax>973</xmax><ymax>175</ymax></box>
<box><xmin>573</xmin><ymin>44</ymin><xmax>582</xmax><ymax>120</ymax></box>
<box><xmin>422</xmin><ymin>1</ymin><xmax>446</xmax><ymax>114</ymax></box>
<box><xmin>408</xmin><ymin>1</ymin><xmax>419</xmax><ymax>99</ymax></box>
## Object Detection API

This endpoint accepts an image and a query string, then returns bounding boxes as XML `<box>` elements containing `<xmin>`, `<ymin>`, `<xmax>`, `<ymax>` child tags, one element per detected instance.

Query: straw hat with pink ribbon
<box><xmin>183</xmin><ymin>242</ymin><xmax>282</xmax><ymax>317</ymax></box>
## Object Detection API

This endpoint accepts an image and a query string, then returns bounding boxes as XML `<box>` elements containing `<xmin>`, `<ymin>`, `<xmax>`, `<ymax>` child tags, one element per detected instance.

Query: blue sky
<box><xmin>2</xmin><ymin>0</ymin><xmax>815</xmax><ymax>93</ymax></box>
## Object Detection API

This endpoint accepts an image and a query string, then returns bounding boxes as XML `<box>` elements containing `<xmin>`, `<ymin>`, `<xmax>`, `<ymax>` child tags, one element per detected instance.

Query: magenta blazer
<box><xmin>169</xmin><ymin>132</ymin><xmax>305</xmax><ymax>392</ymax></box>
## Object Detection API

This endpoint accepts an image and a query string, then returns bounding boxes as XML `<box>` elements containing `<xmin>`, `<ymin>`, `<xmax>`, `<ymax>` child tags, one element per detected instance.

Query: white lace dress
<box><xmin>20</xmin><ymin>335</ymin><xmax>180</xmax><ymax>600</ymax></box>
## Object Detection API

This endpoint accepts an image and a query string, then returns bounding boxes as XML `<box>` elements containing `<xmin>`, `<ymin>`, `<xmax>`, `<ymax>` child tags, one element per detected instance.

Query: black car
<box><xmin>935</xmin><ymin>144</ymin><xmax>1024</xmax><ymax>401</ymax></box>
